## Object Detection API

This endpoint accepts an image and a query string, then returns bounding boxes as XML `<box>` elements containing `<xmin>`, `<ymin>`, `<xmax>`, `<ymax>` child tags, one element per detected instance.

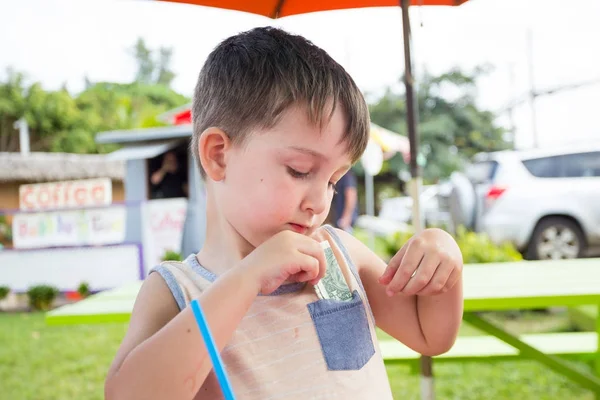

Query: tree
<box><xmin>0</xmin><ymin>68</ymin><xmax>189</xmax><ymax>154</ymax></box>
<box><xmin>132</xmin><ymin>38</ymin><xmax>155</xmax><ymax>84</ymax></box>
<box><xmin>1</xmin><ymin>37</ymin><xmax>188</xmax><ymax>155</ymax></box>
<box><xmin>0</xmin><ymin>68</ymin><xmax>26</xmax><ymax>152</ymax></box>
<box><xmin>368</xmin><ymin>66</ymin><xmax>511</xmax><ymax>183</ymax></box>
<box><xmin>76</xmin><ymin>81</ymin><xmax>188</xmax><ymax>130</ymax></box>
<box><xmin>156</xmin><ymin>47</ymin><xmax>175</xmax><ymax>87</ymax></box>
<box><xmin>130</xmin><ymin>38</ymin><xmax>176</xmax><ymax>87</ymax></box>
<box><xmin>0</xmin><ymin>69</ymin><xmax>87</xmax><ymax>153</ymax></box>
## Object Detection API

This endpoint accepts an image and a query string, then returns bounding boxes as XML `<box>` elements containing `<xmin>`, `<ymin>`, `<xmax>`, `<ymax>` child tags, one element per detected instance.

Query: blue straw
<box><xmin>190</xmin><ymin>299</ymin><xmax>236</xmax><ymax>400</ymax></box>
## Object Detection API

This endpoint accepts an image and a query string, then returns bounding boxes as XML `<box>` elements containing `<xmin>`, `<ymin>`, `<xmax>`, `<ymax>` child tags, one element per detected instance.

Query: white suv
<box><xmin>449</xmin><ymin>143</ymin><xmax>600</xmax><ymax>259</ymax></box>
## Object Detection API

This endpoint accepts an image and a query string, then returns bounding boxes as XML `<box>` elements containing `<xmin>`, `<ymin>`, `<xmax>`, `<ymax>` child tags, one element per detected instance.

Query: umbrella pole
<box><xmin>400</xmin><ymin>1</ymin><xmax>434</xmax><ymax>400</ymax></box>
<box><xmin>364</xmin><ymin>171</ymin><xmax>376</xmax><ymax>249</ymax></box>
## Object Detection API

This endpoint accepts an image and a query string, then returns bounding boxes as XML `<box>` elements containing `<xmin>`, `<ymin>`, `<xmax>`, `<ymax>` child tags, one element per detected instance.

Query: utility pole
<box><xmin>498</xmin><ymin>28</ymin><xmax>600</xmax><ymax>149</ymax></box>
<box><xmin>526</xmin><ymin>28</ymin><xmax>539</xmax><ymax>148</ymax></box>
<box><xmin>507</xmin><ymin>63</ymin><xmax>517</xmax><ymax>149</ymax></box>
<box><xmin>14</xmin><ymin>118</ymin><xmax>30</xmax><ymax>155</ymax></box>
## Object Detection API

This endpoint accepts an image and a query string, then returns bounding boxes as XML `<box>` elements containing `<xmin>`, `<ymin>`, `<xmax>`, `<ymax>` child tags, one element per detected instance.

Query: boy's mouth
<box><xmin>289</xmin><ymin>223</ymin><xmax>309</xmax><ymax>234</ymax></box>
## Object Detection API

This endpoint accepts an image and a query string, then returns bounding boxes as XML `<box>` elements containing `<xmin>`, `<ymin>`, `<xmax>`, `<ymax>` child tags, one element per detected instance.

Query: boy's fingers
<box><xmin>385</xmin><ymin>239</ymin><xmax>424</xmax><ymax>295</ymax></box>
<box><xmin>297</xmin><ymin>238</ymin><xmax>327</xmax><ymax>282</ymax></box>
<box><xmin>379</xmin><ymin>242</ymin><xmax>408</xmax><ymax>284</ymax></box>
<box><xmin>398</xmin><ymin>252</ymin><xmax>438</xmax><ymax>296</ymax></box>
<box><xmin>443</xmin><ymin>267</ymin><xmax>462</xmax><ymax>293</ymax></box>
<box><xmin>294</xmin><ymin>254</ymin><xmax>320</xmax><ymax>283</ymax></box>
<box><xmin>413</xmin><ymin>259</ymin><xmax>452</xmax><ymax>296</ymax></box>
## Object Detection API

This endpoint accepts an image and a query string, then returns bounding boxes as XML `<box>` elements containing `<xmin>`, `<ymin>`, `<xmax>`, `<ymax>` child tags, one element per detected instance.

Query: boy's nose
<box><xmin>302</xmin><ymin>186</ymin><xmax>329</xmax><ymax>216</ymax></box>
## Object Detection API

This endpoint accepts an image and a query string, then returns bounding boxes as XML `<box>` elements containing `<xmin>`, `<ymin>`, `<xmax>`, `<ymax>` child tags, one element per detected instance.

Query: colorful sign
<box><xmin>141</xmin><ymin>198</ymin><xmax>188</xmax><ymax>270</ymax></box>
<box><xmin>19</xmin><ymin>178</ymin><xmax>112</xmax><ymax>211</ymax></box>
<box><xmin>12</xmin><ymin>206</ymin><xmax>126</xmax><ymax>249</ymax></box>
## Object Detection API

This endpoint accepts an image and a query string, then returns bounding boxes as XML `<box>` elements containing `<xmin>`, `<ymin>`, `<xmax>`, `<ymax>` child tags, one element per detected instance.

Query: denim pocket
<box><xmin>307</xmin><ymin>290</ymin><xmax>375</xmax><ymax>371</ymax></box>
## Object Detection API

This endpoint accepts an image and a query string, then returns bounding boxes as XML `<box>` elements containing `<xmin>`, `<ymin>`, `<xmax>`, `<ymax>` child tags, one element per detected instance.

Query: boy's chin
<box><xmin>241</xmin><ymin>227</ymin><xmax>284</xmax><ymax>247</ymax></box>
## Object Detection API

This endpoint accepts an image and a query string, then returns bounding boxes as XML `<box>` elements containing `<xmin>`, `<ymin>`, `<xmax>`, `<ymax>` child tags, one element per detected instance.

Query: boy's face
<box><xmin>218</xmin><ymin>104</ymin><xmax>354</xmax><ymax>248</ymax></box>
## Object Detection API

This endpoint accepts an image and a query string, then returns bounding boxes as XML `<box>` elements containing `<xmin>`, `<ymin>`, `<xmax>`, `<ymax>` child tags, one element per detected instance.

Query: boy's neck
<box><xmin>195</xmin><ymin>191</ymin><xmax>254</xmax><ymax>277</ymax></box>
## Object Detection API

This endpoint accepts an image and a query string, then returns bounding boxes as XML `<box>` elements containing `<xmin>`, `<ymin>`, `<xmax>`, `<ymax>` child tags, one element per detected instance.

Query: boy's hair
<box><xmin>191</xmin><ymin>26</ymin><xmax>370</xmax><ymax>177</ymax></box>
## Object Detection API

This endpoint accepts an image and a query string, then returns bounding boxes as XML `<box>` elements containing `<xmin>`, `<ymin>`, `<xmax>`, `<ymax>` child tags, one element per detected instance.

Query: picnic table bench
<box><xmin>381</xmin><ymin>331</ymin><xmax>597</xmax><ymax>365</ymax></box>
<box><xmin>46</xmin><ymin>257</ymin><xmax>600</xmax><ymax>396</ymax></box>
<box><xmin>570</xmin><ymin>305</ymin><xmax>598</xmax><ymax>332</ymax></box>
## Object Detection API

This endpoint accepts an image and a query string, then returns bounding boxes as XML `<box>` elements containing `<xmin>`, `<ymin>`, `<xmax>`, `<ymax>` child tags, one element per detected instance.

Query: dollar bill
<box><xmin>315</xmin><ymin>241</ymin><xmax>353</xmax><ymax>302</ymax></box>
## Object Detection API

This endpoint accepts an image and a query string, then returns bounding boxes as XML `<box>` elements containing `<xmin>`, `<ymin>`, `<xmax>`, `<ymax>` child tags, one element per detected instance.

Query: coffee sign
<box><xmin>19</xmin><ymin>178</ymin><xmax>112</xmax><ymax>211</ymax></box>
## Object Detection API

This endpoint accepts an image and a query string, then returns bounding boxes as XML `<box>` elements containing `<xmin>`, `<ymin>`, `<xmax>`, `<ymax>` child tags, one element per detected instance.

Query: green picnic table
<box><xmin>46</xmin><ymin>258</ymin><xmax>600</xmax><ymax>396</ymax></box>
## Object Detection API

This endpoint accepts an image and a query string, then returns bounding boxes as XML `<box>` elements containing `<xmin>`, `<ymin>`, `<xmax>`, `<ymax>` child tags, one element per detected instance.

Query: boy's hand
<box><xmin>378</xmin><ymin>228</ymin><xmax>462</xmax><ymax>297</ymax></box>
<box><xmin>240</xmin><ymin>231</ymin><xmax>327</xmax><ymax>295</ymax></box>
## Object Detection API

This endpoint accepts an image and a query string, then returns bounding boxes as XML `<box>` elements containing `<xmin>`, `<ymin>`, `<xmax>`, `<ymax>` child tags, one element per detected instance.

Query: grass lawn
<box><xmin>0</xmin><ymin>312</ymin><xmax>595</xmax><ymax>400</ymax></box>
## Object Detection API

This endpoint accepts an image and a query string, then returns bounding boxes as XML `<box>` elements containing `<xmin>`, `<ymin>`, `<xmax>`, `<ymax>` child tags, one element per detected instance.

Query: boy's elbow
<box><xmin>105</xmin><ymin>376</ymin><xmax>120</xmax><ymax>400</ymax></box>
<box><xmin>104</xmin><ymin>380</ymin><xmax>116</xmax><ymax>400</ymax></box>
<box><xmin>420</xmin><ymin>345</ymin><xmax>452</xmax><ymax>357</ymax></box>
<box><xmin>105</xmin><ymin>374</ymin><xmax>128</xmax><ymax>400</ymax></box>
<box><xmin>419</xmin><ymin>336</ymin><xmax>458</xmax><ymax>357</ymax></box>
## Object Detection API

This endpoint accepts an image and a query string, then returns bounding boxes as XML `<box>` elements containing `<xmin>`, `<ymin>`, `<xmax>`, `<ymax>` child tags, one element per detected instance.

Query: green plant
<box><xmin>0</xmin><ymin>286</ymin><xmax>9</xmax><ymax>301</ymax></box>
<box><xmin>161</xmin><ymin>250</ymin><xmax>182</xmax><ymax>262</ymax></box>
<box><xmin>353</xmin><ymin>227</ymin><xmax>409</xmax><ymax>261</ymax></box>
<box><xmin>454</xmin><ymin>225</ymin><xmax>523</xmax><ymax>264</ymax></box>
<box><xmin>0</xmin><ymin>215</ymin><xmax>12</xmax><ymax>242</ymax></box>
<box><xmin>27</xmin><ymin>285</ymin><xmax>59</xmax><ymax>311</ymax></box>
<box><xmin>77</xmin><ymin>282</ymin><xmax>91</xmax><ymax>298</ymax></box>
<box><xmin>380</xmin><ymin>229</ymin><xmax>415</xmax><ymax>260</ymax></box>
<box><xmin>374</xmin><ymin>225</ymin><xmax>522</xmax><ymax>264</ymax></box>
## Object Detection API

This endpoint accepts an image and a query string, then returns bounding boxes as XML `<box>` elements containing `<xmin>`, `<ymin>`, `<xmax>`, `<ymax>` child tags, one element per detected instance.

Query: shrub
<box><xmin>0</xmin><ymin>215</ymin><xmax>12</xmax><ymax>243</ymax></box>
<box><xmin>0</xmin><ymin>286</ymin><xmax>9</xmax><ymax>301</ymax></box>
<box><xmin>368</xmin><ymin>226</ymin><xmax>522</xmax><ymax>264</ymax></box>
<box><xmin>454</xmin><ymin>226</ymin><xmax>523</xmax><ymax>264</ymax></box>
<box><xmin>77</xmin><ymin>282</ymin><xmax>91</xmax><ymax>298</ymax></box>
<box><xmin>27</xmin><ymin>285</ymin><xmax>59</xmax><ymax>311</ymax></box>
<box><xmin>162</xmin><ymin>250</ymin><xmax>183</xmax><ymax>262</ymax></box>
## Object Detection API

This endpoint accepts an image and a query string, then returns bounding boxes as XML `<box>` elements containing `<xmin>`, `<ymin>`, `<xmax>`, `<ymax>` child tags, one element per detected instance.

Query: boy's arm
<box><xmin>105</xmin><ymin>265</ymin><xmax>259</xmax><ymax>400</ymax></box>
<box><xmin>105</xmin><ymin>231</ymin><xmax>326</xmax><ymax>400</ymax></box>
<box><xmin>336</xmin><ymin>229</ymin><xmax>463</xmax><ymax>356</ymax></box>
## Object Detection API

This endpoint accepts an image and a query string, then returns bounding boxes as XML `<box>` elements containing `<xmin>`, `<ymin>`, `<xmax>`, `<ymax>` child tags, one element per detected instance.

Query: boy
<box><xmin>105</xmin><ymin>27</ymin><xmax>463</xmax><ymax>400</ymax></box>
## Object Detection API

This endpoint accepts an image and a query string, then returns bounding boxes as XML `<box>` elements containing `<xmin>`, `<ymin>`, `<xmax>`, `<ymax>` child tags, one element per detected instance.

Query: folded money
<box><xmin>315</xmin><ymin>241</ymin><xmax>353</xmax><ymax>302</ymax></box>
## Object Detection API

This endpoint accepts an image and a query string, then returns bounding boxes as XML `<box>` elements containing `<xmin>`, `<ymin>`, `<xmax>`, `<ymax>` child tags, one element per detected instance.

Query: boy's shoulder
<box><xmin>151</xmin><ymin>259</ymin><xmax>192</xmax><ymax>280</ymax></box>
<box><xmin>149</xmin><ymin>256</ymin><xmax>213</xmax><ymax>310</ymax></box>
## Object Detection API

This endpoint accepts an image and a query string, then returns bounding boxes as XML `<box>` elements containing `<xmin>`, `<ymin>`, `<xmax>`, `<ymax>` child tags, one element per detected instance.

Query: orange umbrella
<box><xmin>162</xmin><ymin>0</ymin><xmax>467</xmax><ymax>18</ymax></box>
<box><xmin>156</xmin><ymin>1</ymin><xmax>469</xmax><ymax>399</ymax></box>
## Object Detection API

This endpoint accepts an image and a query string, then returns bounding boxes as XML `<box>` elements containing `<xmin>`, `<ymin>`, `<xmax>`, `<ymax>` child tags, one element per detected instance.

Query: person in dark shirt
<box><xmin>332</xmin><ymin>169</ymin><xmax>359</xmax><ymax>232</ymax></box>
<box><xmin>150</xmin><ymin>151</ymin><xmax>187</xmax><ymax>199</ymax></box>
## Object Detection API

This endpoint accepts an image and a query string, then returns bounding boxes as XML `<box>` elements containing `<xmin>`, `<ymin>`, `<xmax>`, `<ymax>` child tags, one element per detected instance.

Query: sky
<box><xmin>1</xmin><ymin>0</ymin><xmax>599</xmax><ymax>149</ymax></box>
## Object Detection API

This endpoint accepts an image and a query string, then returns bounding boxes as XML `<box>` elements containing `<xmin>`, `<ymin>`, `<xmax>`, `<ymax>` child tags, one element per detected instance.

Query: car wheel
<box><xmin>526</xmin><ymin>217</ymin><xmax>585</xmax><ymax>260</ymax></box>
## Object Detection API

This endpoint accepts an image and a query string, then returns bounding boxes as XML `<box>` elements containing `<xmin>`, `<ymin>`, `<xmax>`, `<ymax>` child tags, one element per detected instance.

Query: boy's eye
<box><xmin>287</xmin><ymin>167</ymin><xmax>310</xmax><ymax>179</ymax></box>
<box><xmin>287</xmin><ymin>167</ymin><xmax>338</xmax><ymax>194</ymax></box>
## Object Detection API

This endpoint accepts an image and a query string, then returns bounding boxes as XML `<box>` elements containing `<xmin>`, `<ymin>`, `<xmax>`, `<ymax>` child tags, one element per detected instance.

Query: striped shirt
<box><xmin>152</xmin><ymin>225</ymin><xmax>393</xmax><ymax>400</ymax></box>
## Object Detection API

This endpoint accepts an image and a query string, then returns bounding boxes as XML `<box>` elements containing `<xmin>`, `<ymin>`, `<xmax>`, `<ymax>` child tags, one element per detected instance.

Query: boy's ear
<box><xmin>198</xmin><ymin>127</ymin><xmax>230</xmax><ymax>181</ymax></box>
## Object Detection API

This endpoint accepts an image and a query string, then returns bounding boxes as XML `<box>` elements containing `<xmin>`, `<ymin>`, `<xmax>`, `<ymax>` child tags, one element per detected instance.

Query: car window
<box><xmin>562</xmin><ymin>151</ymin><xmax>600</xmax><ymax>177</ymax></box>
<box><xmin>522</xmin><ymin>151</ymin><xmax>600</xmax><ymax>178</ymax></box>
<box><xmin>465</xmin><ymin>161</ymin><xmax>498</xmax><ymax>184</ymax></box>
<box><xmin>521</xmin><ymin>156</ymin><xmax>562</xmax><ymax>178</ymax></box>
